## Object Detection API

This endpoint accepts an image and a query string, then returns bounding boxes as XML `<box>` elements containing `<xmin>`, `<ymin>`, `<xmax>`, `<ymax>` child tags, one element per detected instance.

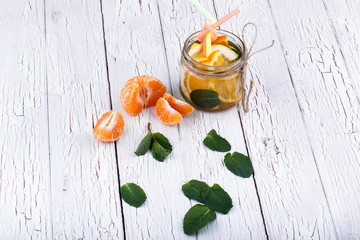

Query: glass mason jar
<box><xmin>180</xmin><ymin>29</ymin><xmax>247</xmax><ymax>111</ymax></box>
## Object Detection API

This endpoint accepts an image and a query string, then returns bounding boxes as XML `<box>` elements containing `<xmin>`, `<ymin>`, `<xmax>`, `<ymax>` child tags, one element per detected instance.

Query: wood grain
<box><xmin>322</xmin><ymin>0</ymin><xmax>360</xmax><ymax>100</ymax></box>
<box><xmin>1</xmin><ymin>0</ymin><xmax>360</xmax><ymax>238</ymax></box>
<box><xmin>45</xmin><ymin>0</ymin><xmax>124</xmax><ymax>238</ymax></box>
<box><xmin>157</xmin><ymin>0</ymin><xmax>267</xmax><ymax>239</ymax></box>
<box><xmin>101</xmin><ymin>0</ymin><xmax>192</xmax><ymax>239</ymax></box>
<box><xmin>213</xmin><ymin>0</ymin><xmax>338</xmax><ymax>239</ymax></box>
<box><xmin>0</xmin><ymin>0</ymin><xmax>51</xmax><ymax>238</ymax></box>
<box><xmin>267</xmin><ymin>0</ymin><xmax>360</xmax><ymax>238</ymax></box>
<box><xmin>312</xmin><ymin>0</ymin><xmax>360</xmax><ymax>237</ymax></box>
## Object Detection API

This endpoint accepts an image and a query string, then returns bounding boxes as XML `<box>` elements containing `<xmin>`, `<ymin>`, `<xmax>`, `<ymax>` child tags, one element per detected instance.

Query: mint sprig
<box><xmin>183</xmin><ymin>204</ymin><xmax>216</xmax><ymax>235</ymax></box>
<box><xmin>203</xmin><ymin>129</ymin><xmax>231</xmax><ymax>152</ymax></box>
<box><xmin>120</xmin><ymin>183</ymin><xmax>147</xmax><ymax>208</ymax></box>
<box><xmin>135</xmin><ymin>123</ymin><xmax>172</xmax><ymax>162</ymax></box>
<box><xmin>151</xmin><ymin>132</ymin><xmax>172</xmax><ymax>162</ymax></box>
<box><xmin>224</xmin><ymin>152</ymin><xmax>254</xmax><ymax>178</ymax></box>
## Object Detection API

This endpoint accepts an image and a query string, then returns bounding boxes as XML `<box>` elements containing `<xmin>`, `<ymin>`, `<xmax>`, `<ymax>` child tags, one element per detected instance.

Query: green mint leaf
<box><xmin>120</xmin><ymin>183</ymin><xmax>147</xmax><ymax>208</ymax></box>
<box><xmin>183</xmin><ymin>204</ymin><xmax>216</xmax><ymax>235</ymax></box>
<box><xmin>201</xmin><ymin>184</ymin><xmax>233</xmax><ymax>214</ymax></box>
<box><xmin>152</xmin><ymin>132</ymin><xmax>172</xmax><ymax>150</ymax></box>
<box><xmin>224</xmin><ymin>152</ymin><xmax>254</xmax><ymax>178</ymax></box>
<box><xmin>190</xmin><ymin>89</ymin><xmax>220</xmax><ymax>109</ymax></box>
<box><xmin>151</xmin><ymin>142</ymin><xmax>171</xmax><ymax>162</ymax></box>
<box><xmin>203</xmin><ymin>129</ymin><xmax>231</xmax><ymax>152</ymax></box>
<box><xmin>182</xmin><ymin>180</ymin><xmax>211</xmax><ymax>203</ymax></box>
<box><xmin>135</xmin><ymin>132</ymin><xmax>153</xmax><ymax>156</ymax></box>
<box><xmin>151</xmin><ymin>132</ymin><xmax>172</xmax><ymax>162</ymax></box>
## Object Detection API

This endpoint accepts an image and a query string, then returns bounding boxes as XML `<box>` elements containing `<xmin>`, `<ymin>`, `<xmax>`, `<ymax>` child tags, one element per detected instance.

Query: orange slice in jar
<box><xmin>185</xmin><ymin>71</ymin><xmax>210</xmax><ymax>94</ymax></box>
<box><xmin>211</xmin><ymin>45</ymin><xmax>239</xmax><ymax>62</ymax></box>
<box><xmin>212</xmin><ymin>35</ymin><xmax>229</xmax><ymax>47</ymax></box>
<box><xmin>187</xmin><ymin>52</ymin><xmax>241</xmax><ymax>104</ymax></box>
<box><xmin>193</xmin><ymin>57</ymin><xmax>208</xmax><ymax>62</ymax></box>
<box><xmin>211</xmin><ymin>74</ymin><xmax>242</xmax><ymax>104</ymax></box>
<box><xmin>188</xmin><ymin>43</ymin><xmax>203</xmax><ymax>58</ymax></box>
<box><xmin>198</xmin><ymin>50</ymin><xmax>229</xmax><ymax>66</ymax></box>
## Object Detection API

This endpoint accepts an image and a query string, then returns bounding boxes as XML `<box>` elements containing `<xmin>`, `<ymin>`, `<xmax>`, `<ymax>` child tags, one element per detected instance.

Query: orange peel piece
<box><xmin>203</xmin><ymin>32</ymin><xmax>212</xmax><ymax>57</ymax></box>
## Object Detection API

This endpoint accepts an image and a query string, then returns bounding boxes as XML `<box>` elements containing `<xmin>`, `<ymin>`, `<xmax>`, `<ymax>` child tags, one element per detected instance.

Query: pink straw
<box><xmin>198</xmin><ymin>8</ymin><xmax>240</xmax><ymax>42</ymax></box>
<box><xmin>203</xmin><ymin>23</ymin><xmax>217</xmax><ymax>41</ymax></box>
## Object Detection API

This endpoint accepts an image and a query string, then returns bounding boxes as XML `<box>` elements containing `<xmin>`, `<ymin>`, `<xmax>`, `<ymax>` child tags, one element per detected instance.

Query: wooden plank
<box><xmin>101</xmin><ymin>0</ymin><xmax>193</xmax><ymax>239</ymax></box>
<box><xmin>44</xmin><ymin>1</ymin><xmax>124</xmax><ymax>238</ymax></box>
<box><xmin>212</xmin><ymin>1</ymin><xmax>339</xmax><ymax>239</ymax></box>
<box><xmin>0</xmin><ymin>0</ymin><xmax>51</xmax><ymax>238</ymax></box>
<box><xmin>157</xmin><ymin>1</ymin><xmax>267</xmax><ymax>239</ymax></box>
<box><xmin>312</xmin><ymin>0</ymin><xmax>360</xmax><ymax>237</ymax></box>
<box><xmin>265</xmin><ymin>0</ymin><xmax>360</xmax><ymax>238</ymax></box>
<box><xmin>322</xmin><ymin>0</ymin><xmax>360</xmax><ymax>99</ymax></box>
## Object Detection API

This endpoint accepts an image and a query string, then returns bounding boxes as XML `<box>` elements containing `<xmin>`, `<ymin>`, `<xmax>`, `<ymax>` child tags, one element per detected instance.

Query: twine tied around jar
<box><xmin>236</xmin><ymin>22</ymin><xmax>275</xmax><ymax>112</ymax></box>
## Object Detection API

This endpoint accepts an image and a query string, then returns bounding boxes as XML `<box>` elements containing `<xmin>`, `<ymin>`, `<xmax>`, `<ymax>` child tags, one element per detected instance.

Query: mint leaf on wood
<box><xmin>182</xmin><ymin>180</ymin><xmax>211</xmax><ymax>203</ymax></box>
<box><xmin>151</xmin><ymin>132</ymin><xmax>172</xmax><ymax>162</ymax></box>
<box><xmin>135</xmin><ymin>132</ymin><xmax>153</xmax><ymax>156</ymax></box>
<box><xmin>152</xmin><ymin>132</ymin><xmax>172</xmax><ymax>150</ymax></box>
<box><xmin>183</xmin><ymin>204</ymin><xmax>216</xmax><ymax>235</ymax></box>
<box><xmin>224</xmin><ymin>152</ymin><xmax>254</xmax><ymax>178</ymax></box>
<box><xmin>134</xmin><ymin>123</ymin><xmax>172</xmax><ymax>162</ymax></box>
<box><xmin>201</xmin><ymin>184</ymin><xmax>233</xmax><ymax>214</ymax></box>
<box><xmin>120</xmin><ymin>183</ymin><xmax>147</xmax><ymax>208</ymax></box>
<box><xmin>190</xmin><ymin>89</ymin><xmax>220</xmax><ymax>109</ymax></box>
<box><xmin>203</xmin><ymin>129</ymin><xmax>231</xmax><ymax>152</ymax></box>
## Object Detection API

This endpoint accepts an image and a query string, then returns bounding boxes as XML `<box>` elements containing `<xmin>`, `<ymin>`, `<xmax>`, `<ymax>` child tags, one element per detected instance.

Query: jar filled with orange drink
<box><xmin>180</xmin><ymin>29</ymin><xmax>247</xmax><ymax>111</ymax></box>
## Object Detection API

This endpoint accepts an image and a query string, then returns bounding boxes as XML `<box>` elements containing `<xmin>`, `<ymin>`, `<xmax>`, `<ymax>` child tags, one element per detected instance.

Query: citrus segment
<box><xmin>193</xmin><ymin>57</ymin><xmax>208</xmax><ymax>62</ymax></box>
<box><xmin>211</xmin><ymin>44</ymin><xmax>238</xmax><ymax>61</ymax></box>
<box><xmin>120</xmin><ymin>75</ymin><xmax>166</xmax><ymax>115</ymax></box>
<box><xmin>163</xmin><ymin>93</ymin><xmax>194</xmax><ymax>116</ymax></box>
<box><xmin>185</xmin><ymin>71</ymin><xmax>241</xmax><ymax>104</ymax></box>
<box><xmin>188</xmin><ymin>43</ymin><xmax>202</xmax><ymax>58</ymax></box>
<box><xmin>120</xmin><ymin>77</ymin><xmax>143</xmax><ymax>115</ymax></box>
<box><xmin>212</xmin><ymin>75</ymin><xmax>241</xmax><ymax>104</ymax></box>
<box><xmin>203</xmin><ymin>32</ymin><xmax>213</xmax><ymax>57</ymax></box>
<box><xmin>199</xmin><ymin>50</ymin><xmax>228</xmax><ymax>66</ymax></box>
<box><xmin>93</xmin><ymin>110</ymin><xmax>125</xmax><ymax>142</ymax></box>
<box><xmin>185</xmin><ymin>72</ymin><xmax>210</xmax><ymax>93</ymax></box>
<box><xmin>212</xmin><ymin>35</ymin><xmax>229</xmax><ymax>46</ymax></box>
<box><xmin>139</xmin><ymin>75</ymin><xmax>167</xmax><ymax>107</ymax></box>
<box><xmin>156</xmin><ymin>98</ymin><xmax>182</xmax><ymax>126</ymax></box>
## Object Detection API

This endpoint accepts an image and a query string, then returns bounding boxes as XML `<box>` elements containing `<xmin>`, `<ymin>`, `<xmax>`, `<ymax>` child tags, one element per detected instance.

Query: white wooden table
<box><xmin>1</xmin><ymin>0</ymin><xmax>360</xmax><ymax>239</ymax></box>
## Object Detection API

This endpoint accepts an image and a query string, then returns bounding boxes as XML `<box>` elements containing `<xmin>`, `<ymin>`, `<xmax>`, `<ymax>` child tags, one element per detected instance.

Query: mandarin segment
<box><xmin>120</xmin><ymin>75</ymin><xmax>166</xmax><ymax>115</ymax></box>
<box><xmin>120</xmin><ymin>77</ymin><xmax>143</xmax><ymax>115</ymax></box>
<box><xmin>139</xmin><ymin>75</ymin><xmax>166</xmax><ymax>107</ymax></box>
<box><xmin>156</xmin><ymin>97</ymin><xmax>182</xmax><ymax>126</ymax></box>
<box><xmin>163</xmin><ymin>93</ymin><xmax>194</xmax><ymax>116</ymax></box>
<box><xmin>93</xmin><ymin>110</ymin><xmax>125</xmax><ymax>142</ymax></box>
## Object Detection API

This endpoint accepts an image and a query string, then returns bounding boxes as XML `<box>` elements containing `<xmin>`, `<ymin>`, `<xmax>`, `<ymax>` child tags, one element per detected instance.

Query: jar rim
<box><xmin>182</xmin><ymin>29</ymin><xmax>247</xmax><ymax>72</ymax></box>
